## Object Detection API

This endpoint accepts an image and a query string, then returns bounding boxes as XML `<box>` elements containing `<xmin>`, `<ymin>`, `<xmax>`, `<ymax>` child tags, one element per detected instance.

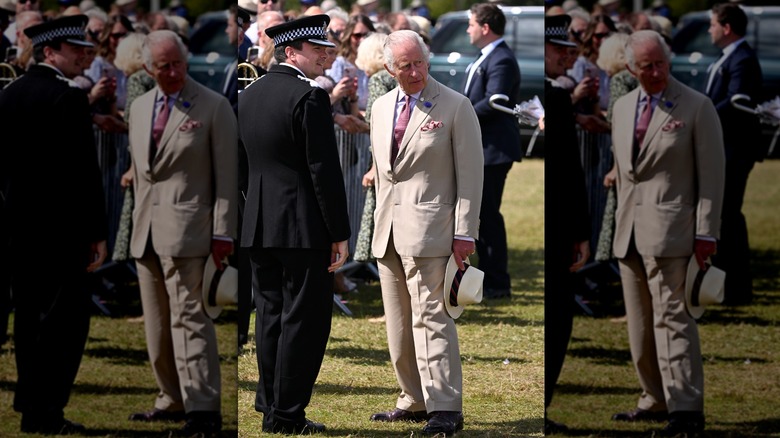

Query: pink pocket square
<box><xmin>179</xmin><ymin>119</ymin><xmax>203</xmax><ymax>132</ymax></box>
<box><xmin>662</xmin><ymin>120</ymin><xmax>685</xmax><ymax>131</ymax></box>
<box><xmin>421</xmin><ymin>120</ymin><xmax>443</xmax><ymax>132</ymax></box>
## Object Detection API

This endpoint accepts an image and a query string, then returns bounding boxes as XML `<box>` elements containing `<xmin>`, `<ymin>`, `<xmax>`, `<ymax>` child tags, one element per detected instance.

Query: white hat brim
<box><xmin>685</xmin><ymin>256</ymin><xmax>725</xmax><ymax>319</ymax></box>
<box><xmin>443</xmin><ymin>255</ymin><xmax>484</xmax><ymax>319</ymax></box>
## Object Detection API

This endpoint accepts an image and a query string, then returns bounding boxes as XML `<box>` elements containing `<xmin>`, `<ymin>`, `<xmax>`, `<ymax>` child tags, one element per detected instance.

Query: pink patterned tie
<box><xmin>391</xmin><ymin>95</ymin><xmax>411</xmax><ymax>164</ymax></box>
<box><xmin>152</xmin><ymin>94</ymin><xmax>170</xmax><ymax>150</ymax></box>
<box><xmin>635</xmin><ymin>96</ymin><xmax>653</xmax><ymax>147</ymax></box>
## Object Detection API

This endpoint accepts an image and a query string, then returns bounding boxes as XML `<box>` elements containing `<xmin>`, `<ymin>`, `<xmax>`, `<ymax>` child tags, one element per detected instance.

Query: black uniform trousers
<box><xmin>11</xmin><ymin>251</ymin><xmax>91</xmax><ymax>419</ymax></box>
<box><xmin>713</xmin><ymin>157</ymin><xmax>755</xmax><ymax>304</ymax></box>
<box><xmin>476</xmin><ymin>162</ymin><xmax>513</xmax><ymax>292</ymax></box>
<box><xmin>251</xmin><ymin>247</ymin><xmax>333</xmax><ymax>428</ymax></box>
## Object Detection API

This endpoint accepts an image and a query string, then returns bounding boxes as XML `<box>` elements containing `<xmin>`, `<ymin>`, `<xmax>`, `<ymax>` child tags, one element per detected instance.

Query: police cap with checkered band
<box><xmin>545</xmin><ymin>14</ymin><xmax>577</xmax><ymax>48</ymax></box>
<box><xmin>24</xmin><ymin>14</ymin><xmax>94</xmax><ymax>49</ymax></box>
<box><xmin>264</xmin><ymin>14</ymin><xmax>335</xmax><ymax>48</ymax></box>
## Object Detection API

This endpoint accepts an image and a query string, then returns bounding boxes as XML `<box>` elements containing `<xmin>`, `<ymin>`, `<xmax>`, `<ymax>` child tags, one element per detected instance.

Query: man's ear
<box><xmin>143</xmin><ymin>64</ymin><xmax>153</xmax><ymax>76</ymax></box>
<box><xmin>384</xmin><ymin>63</ymin><xmax>395</xmax><ymax>77</ymax></box>
<box><xmin>723</xmin><ymin>22</ymin><xmax>733</xmax><ymax>37</ymax></box>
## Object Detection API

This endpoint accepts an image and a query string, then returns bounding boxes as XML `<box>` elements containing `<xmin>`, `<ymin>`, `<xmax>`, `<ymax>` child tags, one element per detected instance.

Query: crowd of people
<box><xmin>544</xmin><ymin>2</ymin><xmax>765</xmax><ymax>436</ymax></box>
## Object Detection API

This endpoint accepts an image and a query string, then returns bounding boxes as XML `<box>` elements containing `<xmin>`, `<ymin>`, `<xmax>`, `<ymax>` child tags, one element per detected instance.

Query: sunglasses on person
<box><xmin>19</xmin><ymin>0</ymin><xmax>38</xmax><ymax>4</ymax></box>
<box><xmin>592</xmin><ymin>32</ymin><xmax>611</xmax><ymax>40</ymax></box>
<box><xmin>110</xmin><ymin>32</ymin><xmax>128</xmax><ymax>39</ymax></box>
<box><xmin>259</xmin><ymin>0</ymin><xmax>278</xmax><ymax>4</ymax></box>
<box><xmin>351</xmin><ymin>32</ymin><xmax>371</xmax><ymax>40</ymax></box>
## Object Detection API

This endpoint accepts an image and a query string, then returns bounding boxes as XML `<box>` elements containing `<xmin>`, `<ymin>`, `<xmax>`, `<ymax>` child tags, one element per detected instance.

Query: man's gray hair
<box><xmin>84</xmin><ymin>8</ymin><xmax>108</xmax><ymax>23</ymax></box>
<box><xmin>142</xmin><ymin>30</ymin><xmax>188</xmax><ymax>69</ymax></box>
<box><xmin>383</xmin><ymin>30</ymin><xmax>429</xmax><ymax>74</ymax></box>
<box><xmin>625</xmin><ymin>30</ymin><xmax>670</xmax><ymax>71</ymax></box>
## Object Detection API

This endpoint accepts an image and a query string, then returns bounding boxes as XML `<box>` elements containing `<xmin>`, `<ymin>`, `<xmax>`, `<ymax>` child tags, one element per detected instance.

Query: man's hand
<box><xmin>120</xmin><ymin>165</ymin><xmax>134</xmax><ymax>188</ymax></box>
<box><xmin>694</xmin><ymin>238</ymin><xmax>717</xmax><ymax>271</ymax></box>
<box><xmin>575</xmin><ymin>114</ymin><xmax>610</xmax><ymax>133</ymax></box>
<box><xmin>603</xmin><ymin>165</ymin><xmax>617</xmax><ymax>188</ymax></box>
<box><xmin>452</xmin><ymin>239</ymin><xmax>475</xmax><ymax>271</ymax></box>
<box><xmin>87</xmin><ymin>240</ymin><xmax>107</xmax><ymax>273</ymax></box>
<box><xmin>211</xmin><ymin>238</ymin><xmax>234</xmax><ymax>270</ymax></box>
<box><xmin>362</xmin><ymin>164</ymin><xmax>376</xmax><ymax>188</ymax></box>
<box><xmin>569</xmin><ymin>240</ymin><xmax>590</xmax><ymax>272</ymax></box>
<box><xmin>329</xmin><ymin>240</ymin><xmax>349</xmax><ymax>273</ymax></box>
<box><xmin>93</xmin><ymin>113</ymin><xmax>128</xmax><ymax>134</ymax></box>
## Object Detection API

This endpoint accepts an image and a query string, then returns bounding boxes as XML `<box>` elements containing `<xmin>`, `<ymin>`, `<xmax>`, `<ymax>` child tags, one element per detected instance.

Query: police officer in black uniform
<box><xmin>0</xmin><ymin>15</ymin><xmax>107</xmax><ymax>435</ymax></box>
<box><xmin>237</xmin><ymin>14</ymin><xmax>350</xmax><ymax>434</ymax></box>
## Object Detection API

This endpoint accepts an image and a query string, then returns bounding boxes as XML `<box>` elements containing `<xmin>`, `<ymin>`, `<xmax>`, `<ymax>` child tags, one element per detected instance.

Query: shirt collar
<box><xmin>280</xmin><ymin>62</ymin><xmax>306</xmax><ymax>78</ymax></box>
<box><xmin>156</xmin><ymin>87</ymin><xmax>181</xmax><ymax>103</ymax></box>
<box><xmin>722</xmin><ymin>37</ymin><xmax>746</xmax><ymax>57</ymax></box>
<box><xmin>480</xmin><ymin>37</ymin><xmax>504</xmax><ymax>57</ymax></box>
<box><xmin>397</xmin><ymin>89</ymin><xmax>423</xmax><ymax>103</ymax></box>
<box><xmin>39</xmin><ymin>62</ymin><xmax>66</xmax><ymax>78</ymax></box>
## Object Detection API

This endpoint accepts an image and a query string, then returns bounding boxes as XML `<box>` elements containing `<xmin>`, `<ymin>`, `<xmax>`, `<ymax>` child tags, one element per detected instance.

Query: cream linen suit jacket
<box><xmin>129</xmin><ymin>78</ymin><xmax>238</xmax><ymax>258</ymax></box>
<box><xmin>371</xmin><ymin>77</ymin><xmax>484</xmax><ymax>258</ymax></box>
<box><xmin>612</xmin><ymin>77</ymin><xmax>725</xmax><ymax>259</ymax></box>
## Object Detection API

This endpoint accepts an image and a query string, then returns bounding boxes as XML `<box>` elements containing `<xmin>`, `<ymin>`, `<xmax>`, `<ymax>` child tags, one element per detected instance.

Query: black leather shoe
<box><xmin>422</xmin><ymin>411</ymin><xmax>464</xmax><ymax>436</ymax></box>
<box><xmin>129</xmin><ymin>408</ymin><xmax>186</xmax><ymax>422</ymax></box>
<box><xmin>263</xmin><ymin>418</ymin><xmax>326</xmax><ymax>434</ymax></box>
<box><xmin>658</xmin><ymin>411</ymin><xmax>705</xmax><ymax>437</ymax></box>
<box><xmin>21</xmin><ymin>417</ymin><xmax>86</xmax><ymax>435</ymax></box>
<box><xmin>180</xmin><ymin>411</ymin><xmax>222</xmax><ymax>437</ymax></box>
<box><xmin>612</xmin><ymin>407</ymin><xmax>668</xmax><ymax>422</ymax></box>
<box><xmin>370</xmin><ymin>408</ymin><xmax>430</xmax><ymax>422</ymax></box>
<box><xmin>545</xmin><ymin>417</ymin><xmax>569</xmax><ymax>435</ymax></box>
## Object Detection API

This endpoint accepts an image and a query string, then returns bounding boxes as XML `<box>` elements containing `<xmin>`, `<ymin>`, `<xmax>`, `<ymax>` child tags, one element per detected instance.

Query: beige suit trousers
<box><xmin>619</xmin><ymin>241</ymin><xmax>704</xmax><ymax>413</ymax></box>
<box><xmin>136</xmin><ymin>245</ymin><xmax>221</xmax><ymax>413</ymax></box>
<box><xmin>377</xmin><ymin>233</ymin><xmax>462</xmax><ymax>413</ymax></box>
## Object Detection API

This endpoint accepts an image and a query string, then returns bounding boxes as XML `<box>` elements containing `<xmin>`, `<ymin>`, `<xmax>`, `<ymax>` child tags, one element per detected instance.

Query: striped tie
<box><xmin>391</xmin><ymin>95</ymin><xmax>411</xmax><ymax>164</ymax></box>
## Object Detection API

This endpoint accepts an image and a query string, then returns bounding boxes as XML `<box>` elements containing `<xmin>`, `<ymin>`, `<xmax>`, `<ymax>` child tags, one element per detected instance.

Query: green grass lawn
<box><xmin>546</xmin><ymin>159</ymin><xmax>780</xmax><ymax>437</ymax></box>
<box><xmin>0</xmin><ymin>303</ymin><xmax>238</xmax><ymax>437</ymax></box>
<box><xmin>238</xmin><ymin>159</ymin><xmax>545</xmax><ymax>437</ymax></box>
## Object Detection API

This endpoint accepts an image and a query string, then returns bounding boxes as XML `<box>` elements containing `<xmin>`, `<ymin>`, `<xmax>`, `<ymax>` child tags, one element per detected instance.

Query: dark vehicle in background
<box><xmin>670</xmin><ymin>6</ymin><xmax>780</xmax><ymax>155</ymax></box>
<box><xmin>429</xmin><ymin>5</ymin><xmax>545</xmax><ymax>156</ymax></box>
<box><xmin>188</xmin><ymin>10</ymin><xmax>234</xmax><ymax>93</ymax></box>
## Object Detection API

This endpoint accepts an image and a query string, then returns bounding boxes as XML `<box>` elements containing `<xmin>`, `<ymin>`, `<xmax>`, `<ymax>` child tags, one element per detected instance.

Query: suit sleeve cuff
<box><xmin>695</xmin><ymin>235</ymin><xmax>716</xmax><ymax>242</ymax></box>
<box><xmin>454</xmin><ymin>235</ymin><xmax>475</xmax><ymax>243</ymax></box>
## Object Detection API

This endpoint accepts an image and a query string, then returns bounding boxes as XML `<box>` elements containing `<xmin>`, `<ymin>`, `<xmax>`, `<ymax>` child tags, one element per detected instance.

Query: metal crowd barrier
<box><xmin>576</xmin><ymin>128</ymin><xmax>613</xmax><ymax>258</ymax></box>
<box><xmin>334</xmin><ymin>127</ymin><xmax>373</xmax><ymax>259</ymax></box>
<box><xmin>94</xmin><ymin>127</ymin><xmax>131</xmax><ymax>257</ymax></box>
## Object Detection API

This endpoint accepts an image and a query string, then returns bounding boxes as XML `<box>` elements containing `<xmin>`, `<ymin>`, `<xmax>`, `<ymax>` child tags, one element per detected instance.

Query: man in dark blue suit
<box><xmin>705</xmin><ymin>3</ymin><xmax>763</xmax><ymax>305</ymax></box>
<box><xmin>464</xmin><ymin>3</ymin><xmax>521</xmax><ymax>299</ymax></box>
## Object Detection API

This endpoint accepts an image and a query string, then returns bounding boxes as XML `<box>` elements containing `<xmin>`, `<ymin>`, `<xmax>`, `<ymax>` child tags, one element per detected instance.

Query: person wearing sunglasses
<box><xmin>258</xmin><ymin>0</ymin><xmax>280</xmax><ymax>13</ymax></box>
<box><xmin>85</xmin><ymin>14</ymin><xmax>133</xmax><ymax>118</ymax></box>
<box><xmin>568</xmin><ymin>14</ymin><xmax>617</xmax><ymax>117</ymax></box>
<box><xmin>325</xmin><ymin>14</ymin><xmax>375</xmax><ymax>112</ymax></box>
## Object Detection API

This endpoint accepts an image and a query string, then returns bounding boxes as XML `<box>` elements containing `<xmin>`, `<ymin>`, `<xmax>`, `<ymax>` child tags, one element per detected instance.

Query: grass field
<box><xmin>546</xmin><ymin>159</ymin><xmax>780</xmax><ymax>437</ymax></box>
<box><xmin>237</xmin><ymin>159</ymin><xmax>545</xmax><ymax>437</ymax></box>
<box><xmin>0</xmin><ymin>295</ymin><xmax>239</xmax><ymax>437</ymax></box>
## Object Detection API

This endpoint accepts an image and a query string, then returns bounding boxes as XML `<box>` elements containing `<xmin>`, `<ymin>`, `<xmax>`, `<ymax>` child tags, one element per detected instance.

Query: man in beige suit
<box><xmin>610</xmin><ymin>30</ymin><xmax>724</xmax><ymax>437</ymax></box>
<box><xmin>127</xmin><ymin>30</ymin><xmax>237</xmax><ymax>437</ymax></box>
<box><xmin>368</xmin><ymin>30</ymin><xmax>483</xmax><ymax>436</ymax></box>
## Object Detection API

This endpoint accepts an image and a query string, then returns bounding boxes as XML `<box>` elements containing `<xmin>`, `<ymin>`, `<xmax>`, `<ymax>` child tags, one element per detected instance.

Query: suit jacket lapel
<box><xmin>156</xmin><ymin>78</ymin><xmax>197</xmax><ymax>158</ymax></box>
<box><xmin>398</xmin><ymin>80</ymin><xmax>438</xmax><ymax>157</ymax></box>
<box><xmin>636</xmin><ymin>78</ymin><xmax>681</xmax><ymax>162</ymax></box>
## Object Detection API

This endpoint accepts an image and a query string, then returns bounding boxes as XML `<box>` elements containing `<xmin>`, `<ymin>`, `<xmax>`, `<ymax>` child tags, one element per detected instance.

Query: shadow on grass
<box><xmin>84</xmin><ymin>346</ymin><xmax>148</xmax><ymax>366</ymax></box>
<box><xmin>326</xmin><ymin>345</ymin><xmax>390</xmax><ymax>366</ymax></box>
<box><xmin>318</xmin><ymin>418</ymin><xmax>541</xmax><ymax>437</ymax></box>
<box><xmin>83</xmin><ymin>427</ymin><xmax>238</xmax><ymax>437</ymax></box>
<box><xmin>554</xmin><ymin>382</ymin><xmax>637</xmax><ymax>396</ymax></box>
<box><xmin>566</xmin><ymin>345</ymin><xmax>632</xmax><ymax>366</ymax></box>
<box><xmin>752</xmin><ymin>249</ymin><xmax>780</xmax><ymax>292</ymax></box>
<box><xmin>0</xmin><ymin>379</ymin><xmax>157</xmax><ymax>397</ymax></box>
